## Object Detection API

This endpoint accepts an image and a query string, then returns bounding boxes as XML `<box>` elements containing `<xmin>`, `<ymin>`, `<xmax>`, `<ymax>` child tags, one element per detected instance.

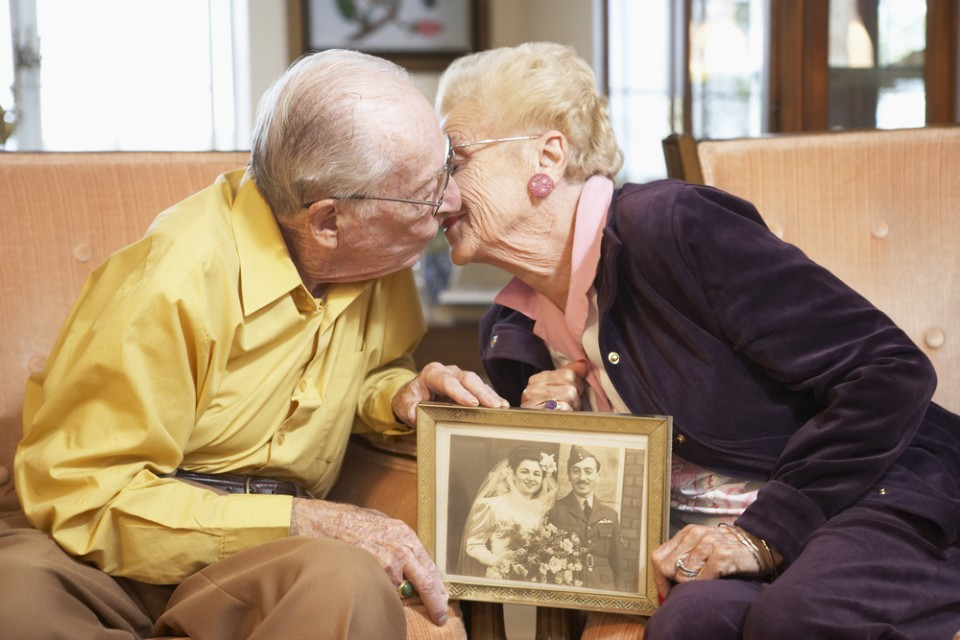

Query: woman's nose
<box><xmin>438</xmin><ymin>175</ymin><xmax>462</xmax><ymax>214</ymax></box>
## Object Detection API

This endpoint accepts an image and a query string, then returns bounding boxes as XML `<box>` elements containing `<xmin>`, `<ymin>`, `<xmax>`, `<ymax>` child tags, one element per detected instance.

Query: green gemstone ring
<box><xmin>397</xmin><ymin>580</ymin><xmax>416</xmax><ymax>599</ymax></box>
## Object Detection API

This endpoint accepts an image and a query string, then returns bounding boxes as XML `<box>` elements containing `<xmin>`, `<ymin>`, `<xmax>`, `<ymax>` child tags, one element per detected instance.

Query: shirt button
<box><xmin>675</xmin><ymin>434</ymin><xmax>686</xmax><ymax>445</ymax></box>
<box><xmin>876</xmin><ymin>487</ymin><xmax>887</xmax><ymax>495</ymax></box>
<box><xmin>490</xmin><ymin>335</ymin><xmax>499</xmax><ymax>348</ymax></box>
<box><xmin>607</xmin><ymin>351</ymin><xmax>620</xmax><ymax>364</ymax></box>
<box><xmin>276</xmin><ymin>432</ymin><xmax>286</xmax><ymax>445</ymax></box>
<box><xmin>298</xmin><ymin>380</ymin><xmax>308</xmax><ymax>393</ymax></box>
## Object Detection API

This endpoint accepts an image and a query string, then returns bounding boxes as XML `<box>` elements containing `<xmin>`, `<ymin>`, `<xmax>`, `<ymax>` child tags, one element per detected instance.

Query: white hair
<box><xmin>250</xmin><ymin>49</ymin><xmax>413</xmax><ymax>217</ymax></box>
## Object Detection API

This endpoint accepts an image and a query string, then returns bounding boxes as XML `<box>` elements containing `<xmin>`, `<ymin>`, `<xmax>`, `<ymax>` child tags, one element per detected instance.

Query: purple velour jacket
<box><xmin>479</xmin><ymin>179</ymin><xmax>960</xmax><ymax>565</ymax></box>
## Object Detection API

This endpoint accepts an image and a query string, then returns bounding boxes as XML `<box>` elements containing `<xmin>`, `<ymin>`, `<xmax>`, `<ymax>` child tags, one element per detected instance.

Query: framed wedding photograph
<box><xmin>304</xmin><ymin>0</ymin><xmax>488</xmax><ymax>71</ymax></box>
<box><xmin>416</xmin><ymin>402</ymin><xmax>672</xmax><ymax>614</ymax></box>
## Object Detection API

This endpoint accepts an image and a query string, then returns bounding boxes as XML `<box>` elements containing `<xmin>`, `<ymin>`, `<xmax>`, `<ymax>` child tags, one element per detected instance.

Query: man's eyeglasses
<box><xmin>329</xmin><ymin>134</ymin><xmax>455</xmax><ymax>217</ymax></box>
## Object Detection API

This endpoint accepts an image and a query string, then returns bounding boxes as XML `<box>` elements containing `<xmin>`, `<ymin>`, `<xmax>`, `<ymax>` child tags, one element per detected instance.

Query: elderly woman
<box><xmin>435</xmin><ymin>42</ymin><xmax>960</xmax><ymax>639</ymax></box>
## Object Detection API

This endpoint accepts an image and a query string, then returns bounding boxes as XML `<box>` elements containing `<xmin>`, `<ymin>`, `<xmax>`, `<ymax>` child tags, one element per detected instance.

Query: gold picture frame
<box><xmin>416</xmin><ymin>402</ymin><xmax>672</xmax><ymax>615</ymax></box>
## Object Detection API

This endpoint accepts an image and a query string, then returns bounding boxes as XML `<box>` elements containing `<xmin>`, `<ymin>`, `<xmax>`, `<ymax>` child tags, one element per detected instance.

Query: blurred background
<box><xmin>2</xmin><ymin>0</ymin><xmax>955</xmax><ymax>329</ymax></box>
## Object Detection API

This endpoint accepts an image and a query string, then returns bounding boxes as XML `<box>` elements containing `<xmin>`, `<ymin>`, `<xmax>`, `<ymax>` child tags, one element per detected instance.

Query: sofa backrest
<box><xmin>663</xmin><ymin>127</ymin><xmax>960</xmax><ymax>414</ymax></box>
<box><xmin>0</xmin><ymin>151</ymin><xmax>250</xmax><ymax>495</ymax></box>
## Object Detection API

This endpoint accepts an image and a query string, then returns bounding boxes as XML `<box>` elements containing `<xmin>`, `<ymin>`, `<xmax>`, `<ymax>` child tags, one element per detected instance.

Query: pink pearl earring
<box><xmin>528</xmin><ymin>173</ymin><xmax>554</xmax><ymax>197</ymax></box>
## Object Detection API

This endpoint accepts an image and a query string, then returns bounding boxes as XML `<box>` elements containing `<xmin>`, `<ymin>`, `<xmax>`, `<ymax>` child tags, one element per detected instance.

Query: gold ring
<box><xmin>675</xmin><ymin>557</ymin><xmax>700</xmax><ymax>579</ymax></box>
<box><xmin>397</xmin><ymin>580</ymin><xmax>416</xmax><ymax>599</ymax></box>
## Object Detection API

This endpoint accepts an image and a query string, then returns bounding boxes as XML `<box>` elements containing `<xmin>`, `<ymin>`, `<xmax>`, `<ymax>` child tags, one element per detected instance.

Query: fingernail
<box><xmin>438</xmin><ymin>614</ymin><xmax>448</xmax><ymax>626</ymax></box>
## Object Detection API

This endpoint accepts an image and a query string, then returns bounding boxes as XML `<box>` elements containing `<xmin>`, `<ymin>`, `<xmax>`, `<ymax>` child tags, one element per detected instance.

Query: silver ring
<box><xmin>675</xmin><ymin>557</ymin><xmax>700</xmax><ymax>579</ymax></box>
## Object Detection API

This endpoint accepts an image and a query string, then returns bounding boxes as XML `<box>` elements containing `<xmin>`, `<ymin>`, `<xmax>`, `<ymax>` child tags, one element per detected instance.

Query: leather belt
<box><xmin>170</xmin><ymin>470</ymin><xmax>310</xmax><ymax>497</ymax></box>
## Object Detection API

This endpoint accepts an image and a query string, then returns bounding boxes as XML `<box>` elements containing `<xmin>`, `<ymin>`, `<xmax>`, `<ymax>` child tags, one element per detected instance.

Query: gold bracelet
<box><xmin>756</xmin><ymin>536</ymin><xmax>780</xmax><ymax>579</ymax></box>
<box><xmin>718</xmin><ymin>523</ymin><xmax>770</xmax><ymax>580</ymax></box>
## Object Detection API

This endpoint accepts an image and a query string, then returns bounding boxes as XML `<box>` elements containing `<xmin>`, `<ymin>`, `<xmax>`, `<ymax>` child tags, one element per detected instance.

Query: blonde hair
<box><xmin>250</xmin><ymin>49</ymin><xmax>412</xmax><ymax>217</ymax></box>
<box><xmin>436</xmin><ymin>42</ymin><xmax>623</xmax><ymax>181</ymax></box>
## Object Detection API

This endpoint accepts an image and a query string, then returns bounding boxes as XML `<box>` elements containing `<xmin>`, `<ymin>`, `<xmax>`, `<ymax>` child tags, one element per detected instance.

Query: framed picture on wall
<box><xmin>304</xmin><ymin>0</ymin><xmax>488</xmax><ymax>70</ymax></box>
<box><xmin>416</xmin><ymin>402</ymin><xmax>672</xmax><ymax>614</ymax></box>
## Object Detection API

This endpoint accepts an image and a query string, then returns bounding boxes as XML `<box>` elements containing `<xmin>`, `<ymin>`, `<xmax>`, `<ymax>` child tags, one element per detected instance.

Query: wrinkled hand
<box><xmin>291</xmin><ymin>498</ymin><xmax>449</xmax><ymax>625</ymax></box>
<box><xmin>650</xmin><ymin>523</ymin><xmax>762</xmax><ymax>600</ymax></box>
<box><xmin>520</xmin><ymin>360</ymin><xmax>590</xmax><ymax>411</ymax></box>
<box><xmin>392</xmin><ymin>361</ymin><xmax>509</xmax><ymax>426</ymax></box>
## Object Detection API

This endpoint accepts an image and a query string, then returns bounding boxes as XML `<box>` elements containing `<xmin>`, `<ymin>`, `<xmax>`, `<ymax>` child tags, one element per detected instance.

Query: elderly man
<box><xmin>0</xmin><ymin>50</ymin><xmax>506</xmax><ymax>639</ymax></box>
<box><xmin>549</xmin><ymin>445</ymin><xmax>626</xmax><ymax>591</ymax></box>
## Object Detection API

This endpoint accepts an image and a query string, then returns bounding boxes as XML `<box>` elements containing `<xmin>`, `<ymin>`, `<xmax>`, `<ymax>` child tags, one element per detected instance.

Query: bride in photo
<box><xmin>458</xmin><ymin>446</ymin><xmax>559</xmax><ymax>579</ymax></box>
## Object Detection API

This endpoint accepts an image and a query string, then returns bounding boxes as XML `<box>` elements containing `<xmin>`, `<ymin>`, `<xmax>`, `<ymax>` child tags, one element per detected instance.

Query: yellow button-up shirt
<box><xmin>16</xmin><ymin>169</ymin><xmax>424</xmax><ymax>584</ymax></box>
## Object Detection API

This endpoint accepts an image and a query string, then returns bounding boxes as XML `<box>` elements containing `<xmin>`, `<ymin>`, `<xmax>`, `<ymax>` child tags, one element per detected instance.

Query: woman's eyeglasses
<box><xmin>452</xmin><ymin>134</ymin><xmax>541</xmax><ymax>149</ymax></box>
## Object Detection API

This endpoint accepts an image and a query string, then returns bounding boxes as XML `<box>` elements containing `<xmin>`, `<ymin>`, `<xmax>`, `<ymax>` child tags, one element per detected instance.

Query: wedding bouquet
<box><xmin>494</xmin><ymin>518</ymin><xmax>584</xmax><ymax>586</ymax></box>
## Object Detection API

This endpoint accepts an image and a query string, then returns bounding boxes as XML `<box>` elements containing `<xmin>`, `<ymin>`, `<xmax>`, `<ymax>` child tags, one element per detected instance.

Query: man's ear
<box><xmin>307</xmin><ymin>199</ymin><xmax>340</xmax><ymax>249</ymax></box>
<box><xmin>537</xmin><ymin>130</ymin><xmax>569</xmax><ymax>175</ymax></box>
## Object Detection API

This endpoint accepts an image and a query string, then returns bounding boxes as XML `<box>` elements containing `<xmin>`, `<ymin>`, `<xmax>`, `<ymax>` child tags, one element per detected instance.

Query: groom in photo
<box><xmin>549</xmin><ymin>445</ymin><xmax>626</xmax><ymax>591</ymax></box>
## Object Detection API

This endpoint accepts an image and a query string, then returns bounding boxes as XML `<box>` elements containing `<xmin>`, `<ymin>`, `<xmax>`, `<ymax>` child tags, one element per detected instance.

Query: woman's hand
<box><xmin>650</xmin><ymin>523</ymin><xmax>764</xmax><ymax>600</ymax></box>
<box><xmin>392</xmin><ymin>362</ymin><xmax>509</xmax><ymax>426</ymax></box>
<box><xmin>291</xmin><ymin>498</ymin><xmax>449</xmax><ymax>626</ymax></box>
<box><xmin>520</xmin><ymin>360</ymin><xmax>590</xmax><ymax>411</ymax></box>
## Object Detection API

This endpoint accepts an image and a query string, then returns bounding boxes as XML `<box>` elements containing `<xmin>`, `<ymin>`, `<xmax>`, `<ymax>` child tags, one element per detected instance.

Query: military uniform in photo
<box><xmin>550</xmin><ymin>492</ymin><xmax>625</xmax><ymax>591</ymax></box>
<box><xmin>549</xmin><ymin>445</ymin><xmax>626</xmax><ymax>592</ymax></box>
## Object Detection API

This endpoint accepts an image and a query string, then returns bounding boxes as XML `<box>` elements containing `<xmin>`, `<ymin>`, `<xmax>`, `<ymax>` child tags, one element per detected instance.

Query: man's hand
<box><xmin>650</xmin><ymin>523</ymin><xmax>763</xmax><ymax>600</ymax></box>
<box><xmin>392</xmin><ymin>361</ymin><xmax>509</xmax><ymax>426</ymax></box>
<box><xmin>291</xmin><ymin>498</ymin><xmax>450</xmax><ymax>626</ymax></box>
<box><xmin>520</xmin><ymin>360</ymin><xmax>590</xmax><ymax>411</ymax></box>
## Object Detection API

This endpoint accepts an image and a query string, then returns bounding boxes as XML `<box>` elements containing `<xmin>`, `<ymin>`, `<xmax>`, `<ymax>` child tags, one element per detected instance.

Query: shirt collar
<box><xmin>230</xmin><ymin>171</ymin><xmax>313</xmax><ymax>316</ymax></box>
<box><xmin>565</xmin><ymin>175</ymin><xmax>615</xmax><ymax>337</ymax></box>
<box><xmin>494</xmin><ymin>175</ymin><xmax>614</xmax><ymax>328</ymax></box>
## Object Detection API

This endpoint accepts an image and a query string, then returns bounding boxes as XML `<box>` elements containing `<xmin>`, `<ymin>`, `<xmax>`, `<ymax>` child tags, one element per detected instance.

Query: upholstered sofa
<box><xmin>0</xmin><ymin>151</ymin><xmax>464</xmax><ymax>639</ymax></box>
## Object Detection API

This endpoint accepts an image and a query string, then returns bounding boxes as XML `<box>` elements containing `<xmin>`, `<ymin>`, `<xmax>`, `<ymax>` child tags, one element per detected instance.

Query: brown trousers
<box><xmin>0</xmin><ymin>492</ymin><xmax>405</xmax><ymax>640</ymax></box>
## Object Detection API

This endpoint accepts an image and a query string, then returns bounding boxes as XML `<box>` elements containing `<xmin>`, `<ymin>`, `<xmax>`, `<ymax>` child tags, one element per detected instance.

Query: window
<box><xmin>689</xmin><ymin>0</ymin><xmax>767</xmax><ymax>138</ymax></box>
<box><xmin>605</xmin><ymin>0</ymin><xmax>768</xmax><ymax>183</ymax></box>
<box><xmin>1</xmin><ymin>0</ymin><xmax>245</xmax><ymax>151</ymax></box>
<box><xmin>606</xmin><ymin>1</ymin><xmax>674</xmax><ymax>183</ymax></box>
<box><xmin>606</xmin><ymin>0</ymin><xmax>957</xmax><ymax>170</ymax></box>
<box><xmin>828</xmin><ymin>0</ymin><xmax>927</xmax><ymax>129</ymax></box>
<box><xmin>0</xmin><ymin>3</ymin><xmax>15</xmax><ymax>146</ymax></box>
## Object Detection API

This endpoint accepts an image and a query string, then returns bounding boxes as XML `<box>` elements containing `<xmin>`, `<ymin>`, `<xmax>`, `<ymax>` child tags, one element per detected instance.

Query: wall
<box><xmin>415</xmin><ymin>0</ymin><xmax>599</xmax><ymax>105</ymax></box>
<box><xmin>488</xmin><ymin>0</ymin><xmax>596</xmax><ymax>65</ymax></box>
<box><xmin>245</xmin><ymin>0</ymin><xmax>599</xmax><ymax>121</ymax></box>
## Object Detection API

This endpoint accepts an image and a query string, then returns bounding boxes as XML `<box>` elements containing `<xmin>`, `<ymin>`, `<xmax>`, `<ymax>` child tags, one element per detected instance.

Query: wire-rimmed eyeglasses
<box><xmin>324</xmin><ymin>134</ymin><xmax>455</xmax><ymax>218</ymax></box>
<box><xmin>452</xmin><ymin>134</ymin><xmax>541</xmax><ymax>149</ymax></box>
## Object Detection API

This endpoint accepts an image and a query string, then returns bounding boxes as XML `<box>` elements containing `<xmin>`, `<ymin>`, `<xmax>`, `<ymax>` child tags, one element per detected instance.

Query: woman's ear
<box><xmin>307</xmin><ymin>199</ymin><xmax>340</xmax><ymax>249</ymax></box>
<box><xmin>537</xmin><ymin>130</ymin><xmax>569</xmax><ymax>176</ymax></box>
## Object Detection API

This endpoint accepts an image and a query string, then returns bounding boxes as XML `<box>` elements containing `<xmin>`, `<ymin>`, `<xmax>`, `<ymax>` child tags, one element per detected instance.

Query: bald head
<box><xmin>250</xmin><ymin>50</ymin><xmax>426</xmax><ymax>217</ymax></box>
